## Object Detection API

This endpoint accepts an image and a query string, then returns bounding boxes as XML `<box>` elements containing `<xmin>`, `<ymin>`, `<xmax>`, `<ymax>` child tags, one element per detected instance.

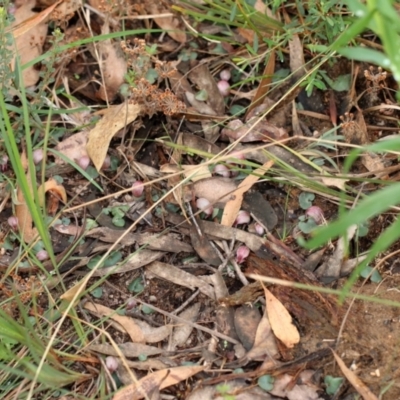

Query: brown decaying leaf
<box><xmin>86</xmin><ymin>102</ymin><xmax>141</xmax><ymax>171</ymax></box>
<box><xmin>7</xmin><ymin>0</ymin><xmax>61</xmax><ymax>38</ymax></box>
<box><xmin>90</xmin><ymin>342</ymin><xmax>164</xmax><ymax>358</ymax></box>
<box><xmin>221</xmin><ymin>160</ymin><xmax>274</xmax><ymax>227</ymax></box>
<box><xmin>192</xmin><ymin>177</ymin><xmax>238</xmax><ymax>206</ymax></box>
<box><xmin>332</xmin><ymin>350</ymin><xmax>379</xmax><ymax>400</ymax></box>
<box><xmin>37</xmin><ymin>177</ymin><xmax>67</xmax><ymax>210</ymax></box>
<box><xmin>50</xmin><ymin>0</ymin><xmax>81</xmax><ymax>21</ymax></box>
<box><xmin>289</xmin><ymin>33</ymin><xmax>306</xmax><ymax>79</ymax></box>
<box><xmin>188</xmin><ymin>64</ymin><xmax>225</xmax><ymax>115</ymax></box>
<box><xmin>55</xmin><ymin>130</ymin><xmax>89</xmax><ymax>164</ymax></box>
<box><xmin>169</xmin><ymin>303</ymin><xmax>200</xmax><ymax>351</ymax></box>
<box><xmin>146</xmin><ymin>261</ymin><xmax>216</xmax><ymax>300</ymax></box>
<box><xmin>245</xmin><ymin>302</ymin><xmax>279</xmax><ymax>361</ymax></box>
<box><xmin>60</xmin><ymin>278</ymin><xmax>87</xmax><ymax>304</ymax></box>
<box><xmin>221</xmin><ymin>118</ymin><xmax>288</xmax><ymax>142</ymax></box>
<box><xmin>84</xmin><ymin>302</ymin><xmax>146</xmax><ymax>344</ymax></box>
<box><xmin>246</xmin><ymin>51</ymin><xmax>275</xmax><ymax>117</ymax></box>
<box><xmin>96</xmin><ymin>23</ymin><xmax>127</xmax><ymax>101</ymax></box>
<box><xmin>263</xmin><ymin>286</ymin><xmax>300</xmax><ymax>349</ymax></box>
<box><xmin>11</xmin><ymin>0</ymin><xmax>48</xmax><ymax>87</ymax></box>
<box><xmin>112</xmin><ymin>365</ymin><xmax>204</xmax><ymax>400</ymax></box>
<box><xmin>148</xmin><ymin>4</ymin><xmax>187</xmax><ymax>43</ymax></box>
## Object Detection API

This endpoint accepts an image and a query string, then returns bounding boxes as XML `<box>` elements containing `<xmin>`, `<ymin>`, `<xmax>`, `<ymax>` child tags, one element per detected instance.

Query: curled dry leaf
<box><xmin>222</xmin><ymin>118</ymin><xmax>288</xmax><ymax>142</ymax></box>
<box><xmin>264</xmin><ymin>286</ymin><xmax>300</xmax><ymax>349</ymax></box>
<box><xmin>95</xmin><ymin>23</ymin><xmax>127</xmax><ymax>101</ymax></box>
<box><xmin>112</xmin><ymin>365</ymin><xmax>204</xmax><ymax>400</ymax></box>
<box><xmin>221</xmin><ymin>160</ymin><xmax>274</xmax><ymax>227</ymax></box>
<box><xmin>11</xmin><ymin>0</ymin><xmax>48</xmax><ymax>87</ymax></box>
<box><xmin>86</xmin><ymin>102</ymin><xmax>141</xmax><ymax>171</ymax></box>
<box><xmin>332</xmin><ymin>350</ymin><xmax>379</xmax><ymax>400</ymax></box>
<box><xmin>37</xmin><ymin>178</ymin><xmax>67</xmax><ymax>214</ymax></box>
<box><xmin>147</xmin><ymin>4</ymin><xmax>187</xmax><ymax>43</ymax></box>
<box><xmin>60</xmin><ymin>278</ymin><xmax>87</xmax><ymax>304</ymax></box>
<box><xmin>84</xmin><ymin>302</ymin><xmax>146</xmax><ymax>344</ymax></box>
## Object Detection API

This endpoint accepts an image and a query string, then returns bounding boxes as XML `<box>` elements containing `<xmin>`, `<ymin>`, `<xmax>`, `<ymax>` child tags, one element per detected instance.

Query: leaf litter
<box><xmin>1</xmin><ymin>0</ymin><xmax>400</xmax><ymax>399</ymax></box>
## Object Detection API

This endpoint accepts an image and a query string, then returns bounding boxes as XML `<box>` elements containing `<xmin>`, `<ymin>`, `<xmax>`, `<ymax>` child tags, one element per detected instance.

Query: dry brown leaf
<box><xmin>246</xmin><ymin>51</ymin><xmax>275</xmax><ymax>116</ymax></box>
<box><xmin>332</xmin><ymin>350</ymin><xmax>379</xmax><ymax>400</ymax></box>
<box><xmin>84</xmin><ymin>302</ymin><xmax>146</xmax><ymax>344</ymax></box>
<box><xmin>96</xmin><ymin>23</ymin><xmax>127</xmax><ymax>101</ymax></box>
<box><xmin>148</xmin><ymin>5</ymin><xmax>187</xmax><ymax>43</ymax></box>
<box><xmin>245</xmin><ymin>304</ymin><xmax>279</xmax><ymax>361</ymax></box>
<box><xmin>192</xmin><ymin>177</ymin><xmax>238</xmax><ymax>206</ymax></box>
<box><xmin>86</xmin><ymin>102</ymin><xmax>141</xmax><ymax>171</ymax></box>
<box><xmin>146</xmin><ymin>261</ymin><xmax>215</xmax><ymax>299</ymax></box>
<box><xmin>37</xmin><ymin>178</ymin><xmax>67</xmax><ymax>206</ymax></box>
<box><xmin>60</xmin><ymin>278</ymin><xmax>87</xmax><ymax>303</ymax></box>
<box><xmin>112</xmin><ymin>365</ymin><xmax>204</xmax><ymax>400</ymax></box>
<box><xmin>289</xmin><ymin>34</ymin><xmax>306</xmax><ymax>79</ymax></box>
<box><xmin>221</xmin><ymin>118</ymin><xmax>288</xmax><ymax>142</ymax></box>
<box><xmin>221</xmin><ymin>160</ymin><xmax>274</xmax><ymax>227</ymax></box>
<box><xmin>320</xmin><ymin>175</ymin><xmax>348</xmax><ymax>190</ymax></box>
<box><xmin>55</xmin><ymin>131</ymin><xmax>89</xmax><ymax>164</ymax></box>
<box><xmin>162</xmin><ymin>163</ymin><xmax>212</xmax><ymax>182</ymax></box>
<box><xmin>11</xmin><ymin>0</ymin><xmax>48</xmax><ymax>87</ymax></box>
<box><xmin>7</xmin><ymin>0</ymin><xmax>61</xmax><ymax>38</ymax></box>
<box><xmin>264</xmin><ymin>286</ymin><xmax>300</xmax><ymax>348</ymax></box>
<box><xmin>169</xmin><ymin>303</ymin><xmax>200</xmax><ymax>351</ymax></box>
<box><xmin>50</xmin><ymin>0</ymin><xmax>81</xmax><ymax>21</ymax></box>
<box><xmin>188</xmin><ymin>64</ymin><xmax>225</xmax><ymax>116</ymax></box>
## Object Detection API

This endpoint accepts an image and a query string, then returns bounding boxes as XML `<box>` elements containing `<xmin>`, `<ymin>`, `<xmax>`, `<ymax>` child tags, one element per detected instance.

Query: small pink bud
<box><xmin>220</xmin><ymin>69</ymin><xmax>231</xmax><ymax>81</ymax></box>
<box><xmin>36</xmin><ymin>250</ymin><xmax>49</xmax><ymax>261</ymax></box>
<box><xmin>105</xmin><ymin>356</ymin><xmax>119</xmax><ymax>372</ymax></box>
<box><xmin>33</xmin><ymin>149</ymin><xmax>44</xmax><ymax>164</ymax></box>
<box><xmin>305</xmin><ymin>206</ymin><xmax>324</xmax><ymax>224</ymax></box>
<box><xmin>254</xmin><ymin>223</ymin><xmax>265</xmax><ymax>236</ymax></box>
<box><xmin>217</xmin><ymin>80</ymin><xmax>230</xmax><ymax>97</ymax></box>
<box><xmin>213</xmin><ymin>164</ymin><xmax>231</xmax><ymax>178</ymax></box>
<box><xmin>126</xmin><ymin>298</ymin><xmax>138</xmax><ymax>310</ymax></box>
<box><xmin>77</xmin><ymin>156</ymin><xmax>90</xmax><ymax>170</ymax></box>
<box><xmin>234</xmin><ymin>210</ymin><xmax>250</xmax><ymax>226</ymax></box>
<box><xmin>101</xmin><ymin>155</ymin><xmax>111</xmax><ymax>170</ymax></box>
<box><xmin>132</xmin><ymin>181</ymin><xmax>144</xmax><ymax>197</ymax></box>
<box><xmin>236</xmin><ymin>245</ymin><xmax>250</xmax><ymax>264</ymax></box>
<box><xmin>0</xmin><ymin>155</ymin><xmax>8</xmax><ymax>172</ymax></box>
<box><xmin>8</xmin><ymin>216</ymin><xmax>18</xmax><ymax>230</ymax></box>
<box><xmin>196</xmin><ymin>197</ymin><xmax>213</xmax><ymax>218</ymax></box>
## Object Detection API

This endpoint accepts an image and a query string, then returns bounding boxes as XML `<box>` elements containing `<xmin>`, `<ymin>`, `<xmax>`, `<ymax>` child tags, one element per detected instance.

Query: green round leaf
<box><xmin>324</xmin><ymin>375</ymin><xmax>343</xmax><ymax>395</ymax></box>
<box><xmin>91</xmin><ymin>287</ymin><xmax>103</xmax><ymax>298</ymax></box>
<box><xmin>141</xmin><ymin>305</ymin><xmax>154</xmax><ymax>315</ymax></box>
<box><xmin>88</xmin><ymin>255</ymin><xmax>105</xmax><ymax>270</ymax></box>
<box><xmin>195</xmin><ymin>89</ymin><xmax>208</xmax><ymax>101</ymax></box>
<box><xmin>299</xmin><ymin>192</ymin><xmax>315</xmax><ymax>209</ymax></box>
<box><xmin>112</xmin><ymin>217</ymin><xmax>125</xmax><ymax>227</ymax></box>
<box><xmin>298</xmin><ymin>218</ymin><xmax>318</xmax><ymax>234</ymax></box>
<box><xmin>257</xmin><ymin>374</ymin><xmax>275</xmax><ymax>391</ymax></box>
<box><xmin>104</xmin><ymin>251</ymin><xmax>122</xmax><ymax>267</ymax></box>
<box><xmin>128</xmin><ymin>277</ymin><xmax>145</xmax><ymax>294</ymax></box>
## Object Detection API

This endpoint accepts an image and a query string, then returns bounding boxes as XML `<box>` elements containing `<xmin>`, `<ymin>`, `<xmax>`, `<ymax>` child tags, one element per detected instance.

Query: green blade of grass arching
<box><xmin>1</xmin><ymin>57</ymin><xmax>55</xmax><ymax>264</ymax></box>
<box><xmin>340</xmin><ymin>215</ymin><xmax>400</xmax><ymax>301</ymax></box>
<box><xmin>305</xmin><ymin>137</ymin><xmax>400</xmax><ymax>249</ymax></box>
